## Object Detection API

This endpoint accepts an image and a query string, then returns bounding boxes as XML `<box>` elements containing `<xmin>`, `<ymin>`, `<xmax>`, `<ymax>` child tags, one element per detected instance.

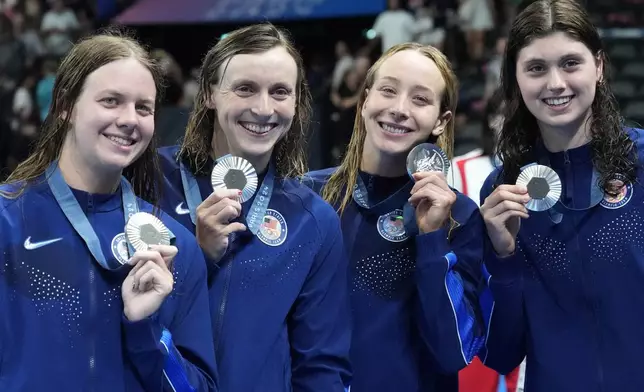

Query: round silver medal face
<box><xmin>125</xmin><ymin>212</ymin><xmax>171</xmax><ymax>254</ymax></box>
<box><xmin>406</xmin><ymin>143</ymin><xmax>450</xmax><ymax>177</ymax></box>
<box><xmin>516</xmin><ymin>164</ymin><xmax>562</xmax><ymax>211</ymax></box>
<box><xmin>211</xmin><ymin>156</ymin><xmax>258</xmax><ymax>203</ymax></box>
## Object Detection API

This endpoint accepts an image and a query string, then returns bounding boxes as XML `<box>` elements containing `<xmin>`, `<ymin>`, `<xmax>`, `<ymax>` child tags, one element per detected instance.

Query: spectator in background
<box><xmin>330</xmin><ymin>54</ymin><xmax>371</xmax><ymax>163</ymax></box>
<box><xmin>412</xmin><ymin>2</ymin><xmax>446</xmax><ymax>51</ymax></box>
<box><xmin>482</xmin><ymin>35</ymin><xmax>507</xmax><ymax>103</ymax></box>
<box><xmin>12</xmin><ymin>11</ymin><xmax>45</xmax><ymax>68</ymax></box>
<box><xmin>0</xmin><ymin>12</ymin><xmax>25</xmax><ymax>177</ymax></box>
<box><xmin>331</xmin><ymin>40</ymin><xmax>353</xmax><ymax>93</ymax></box>
<box><xmin>8</xmin><ymin>72</ymin><xmax>38</xmax><ymax>171</ymax></box>
<box><xmin>41</xmin><ymin>0</ymin><xmax>79</xmax><ymax>57</ymax></box>
<box><xmin>36</xmin><ymin>57</ymin><xmax>57</xmax><ymax>122</ymax></box>
<box><xmin>457</xmin><ymin>0</ymin><xmax>494</xmax><ymax>61</ymax></box>
<box><xmin>371</xmin><ymin>0</ymin><xmax>415</xmax><ymax>54</ymax></box>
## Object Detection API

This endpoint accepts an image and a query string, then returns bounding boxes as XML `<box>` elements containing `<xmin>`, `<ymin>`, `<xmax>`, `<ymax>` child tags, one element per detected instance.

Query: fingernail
<box><xmin>238</xmin><ymin>190</ymin><xmax>243</xmax><ymax>196</ymax></box>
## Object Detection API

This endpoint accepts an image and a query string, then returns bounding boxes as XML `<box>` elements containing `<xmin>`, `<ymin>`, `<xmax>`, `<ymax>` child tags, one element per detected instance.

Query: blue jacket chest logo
<box><xmin>257</xmin><ymin>209</ymin><xmax>288</xmax><ymax>247</ymax></box>
<box><xmin>377</xmin><ymin>209</ymin><xmax>408</xmax><ymax>243</ymax></box>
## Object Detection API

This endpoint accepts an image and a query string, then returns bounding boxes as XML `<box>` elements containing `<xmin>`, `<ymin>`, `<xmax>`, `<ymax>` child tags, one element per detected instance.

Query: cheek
<box><xmin>140</xmin><ymin>117</ymin><xmax>155</xmax><ymax>140</ymax></box>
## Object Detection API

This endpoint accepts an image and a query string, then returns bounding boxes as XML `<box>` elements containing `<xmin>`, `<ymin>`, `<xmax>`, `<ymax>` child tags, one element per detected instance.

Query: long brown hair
<box><xmin>177</xmin><ymin>23</ymin><xmax>312</xmax><ymax>178</ymax></box>
<box><xmin>2</xmin><ymin>27</ymin><xmax>165</xmax><ymax>204</ymax></box>
<box><xmin>496</xmin><ymin>0</ymin><xmax>635</xmax><ymax>190</ymax></box>
<box><xmin>322</xmin><ymin>43</ymin><xmax>459</xmax><ymax>214</ymax></box>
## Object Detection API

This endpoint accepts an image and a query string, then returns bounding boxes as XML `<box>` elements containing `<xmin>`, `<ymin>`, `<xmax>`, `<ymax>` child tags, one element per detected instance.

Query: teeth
<box><xmin>544</xmin><ymin>96</ymin><xmax>572</xmax><ymax>106</ymax></box>
<box><xmin>381</xmin><ymin>123</ymin><xmax>410</xmax><ymax>134</ymax></box>
<box><xmin>241</xmin><ymin>122</ymin><xmax>274</xmax><ymax>134</ymax></box>
<box><xmin>107</xmin><ymin>135</ymin><xmax>133</xmax><ymax>146</ymax></box>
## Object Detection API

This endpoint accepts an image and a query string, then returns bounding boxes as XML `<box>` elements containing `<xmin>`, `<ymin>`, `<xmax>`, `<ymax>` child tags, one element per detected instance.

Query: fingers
<box><xmin>199</xmin><ymin>188</ymin><xmax>242</xmax><ymax>209</ymax></box>
<box><xmin>220</xmin><ymin>222</ymin><xmax>247</xmax><ymax>236</ymax></box>
<box><xmin>408</xmin><ymin>186</ymin><xmax>451</xmax><ymax>207</ymax></box>
<box><xmin>411</xmin><ymin>172</ymin><xmax>450</xmax><ymax>193</ymax></box>
<box><xmin>129</xmin><ymin>260</ymin><xmax>173</xmax><ymax>293</ymax></box>
<box><xmin>197</xmin><ymin>193</ymin><xmax>242</xmax><ymax>228</ymax></box>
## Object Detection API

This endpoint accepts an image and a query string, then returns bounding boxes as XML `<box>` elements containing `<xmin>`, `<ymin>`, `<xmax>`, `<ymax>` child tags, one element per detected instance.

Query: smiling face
<box><xmin>515</xmin><ymin>32</ymin><xmax>602</xmax><ymax>135</ymax></box>
<box><xmin>60</xmin><ymin>57</ymin><xmax>156</xmax><ymax>177</ymax></box>
<box><xmin>207</xmin><ymin>46</ymin><xmax>297</xmax><ymax>171</ymax></box>
<box><xmin>361</xmin><ymin>49</ymin><xmax>451</xmax><ymax>160</ymax></box>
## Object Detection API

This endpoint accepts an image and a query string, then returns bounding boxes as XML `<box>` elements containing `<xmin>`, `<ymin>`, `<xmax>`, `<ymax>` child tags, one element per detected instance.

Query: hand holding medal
<box><xmin>406</xmin><ymin>143</ymin><xmax>456</xmax><ymax>233</ymax></box>
<box><xmin>195</xmin><ymin>156</ymin><xmax>257</xmax><ymax>262</ymax></box>
<box><xmin>122</xmin><ymin>212</ymin><xmax>176</xmax><ymax>322</ymax></box>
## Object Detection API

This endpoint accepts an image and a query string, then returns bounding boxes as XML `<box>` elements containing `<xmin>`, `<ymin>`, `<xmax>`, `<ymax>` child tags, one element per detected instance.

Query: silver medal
<box><xmin>211</xmin><ymin>156</ymin><xmax>258</xmax><ymax>203</ymax></box>
<box><xmin>516</xmin><ymin>164</ymin><xmax>562</xmax><ymax>211</ymax></box>
<box><xmin>125</xmin><ymin>212</ymin><xmax>171</xmax><ymax>254</ymax></box>
<box><xmin>406</xmin><ymin>143</ymin><xmax>450</xmax><ymax>177</ymax></box>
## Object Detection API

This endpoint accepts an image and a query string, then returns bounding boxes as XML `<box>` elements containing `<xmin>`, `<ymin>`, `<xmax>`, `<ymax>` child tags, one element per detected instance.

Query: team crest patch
<box><xmin>257</xmin><ymin>209</ymin><xmax>288</xmax><ymax>247</ymax></box>
<box><xmin>111</xmin><ymin>232</ymin><xmax>130</xmax><ymax>265</ymax></box>
<box><xmin>600</xmin><ymin>177</ymin><xmax>633</xmax><ymax>210</ymax></box>
<box><xmin>377</xmin><ymin>209</ymin><xmax>408</xmax><ymax>243</ymax></box>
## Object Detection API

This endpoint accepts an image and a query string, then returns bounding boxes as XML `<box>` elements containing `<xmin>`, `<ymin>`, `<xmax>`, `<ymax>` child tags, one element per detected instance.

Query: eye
<box><xmin>136</xmin><ymin>104</ymin><xmax>153</xmax><ymax>115</ymax></box>
<box><xmin>273</xmin><ymin>87</ymin><xmax>292</xmax><ymax>99</ymax></box>
<box><xmin>527</xmin><ymin>65</ymin><xmax>545</xmax><ymax>73</ymax></box>
<box><xmin>413</xmin><ymin>96</ymin><xmax>430</xmax><ymax>105</ymax></box>
<box><xmin>563</xmin><ymin>59</ymin><xmax>580</xmax><ymax>69</ymax></box>
<box><xmin>101</xmin><ymin>97</ymin><xmax>118</xmax><ymax>106</ymax></box>
<box><xmin>380</xmin><ymin>86</ymin><xmax>396</xmax><ymax>96</ymax></box>
<box><xmin>235</xmin><ymin>85</ymin><xmax>254</xmax><ymax>95</ymax></box>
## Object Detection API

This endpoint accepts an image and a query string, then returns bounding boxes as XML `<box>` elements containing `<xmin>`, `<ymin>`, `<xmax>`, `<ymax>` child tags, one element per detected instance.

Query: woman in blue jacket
<box><xmin>479</xmin><ymin>0</ymin><xmax>644</xmax><ymax>390</ymax></box>
<box><xmin>156</xmin><ymin>24</ymin><xmax>352</xmax><ymax>392</ymax></box>
<box><xmin>306</xmin><ymin>43</ymin><xmax>486</xmax><ymax>391</ymax></box>
<box><xmin>0</xmin><ymin>30</ymin><xmax>217</xmax><ymax>391</ymax></box>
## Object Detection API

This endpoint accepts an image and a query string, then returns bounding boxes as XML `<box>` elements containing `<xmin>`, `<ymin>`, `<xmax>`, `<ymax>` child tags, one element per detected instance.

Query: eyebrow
<box><xmin>378</xmin><ymin>75</ymin><xmax>436</xmax><ymax>95</ymax></box>
<box><xmin>229</xmin><ymin>78</ymin><xmax>294</xmax><ymax>88</ymax></box>
<box><xmin>521</xmin><ymin>52</ymin><xmax>586</xmax><ymax>64</ymax></box>
<box><xmin>99</xmin><ymin>89</ymin><xmax>155</xmax><ymax>105</ymax></box>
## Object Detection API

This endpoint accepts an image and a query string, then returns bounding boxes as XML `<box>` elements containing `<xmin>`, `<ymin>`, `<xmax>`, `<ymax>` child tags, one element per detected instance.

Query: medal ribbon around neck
<box><xmin>180</xmin><ymin>154</ymin><xmax>275</xmax><ymax>235</ymax></box>
<box><xmin>46</xmin><ymin>162</ymin><xmax>157</xmax><ymax>270</ymax></box>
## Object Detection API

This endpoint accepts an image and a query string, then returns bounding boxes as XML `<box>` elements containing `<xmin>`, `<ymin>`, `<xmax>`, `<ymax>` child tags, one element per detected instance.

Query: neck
<box><xmin>538</xmin><ymin>110</ymin><xmax>593</xmax><ymax>153</ymax></box>
<box><xmin>360</xmin><ymin>141</ymin><xmax>407</xmax><ymax>177</ymax></box>
<box><xmin>211</xmin><ymin>135</ymin><xmax>271</xmax><ymax>175</ymax></box>
<box><xmin>58</xmin><ymin>143</ymin><xmax>121</xmax><ymax>194</ymax></box>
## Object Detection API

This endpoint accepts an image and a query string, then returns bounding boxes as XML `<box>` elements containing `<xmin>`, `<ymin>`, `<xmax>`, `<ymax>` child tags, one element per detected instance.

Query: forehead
<box><xmin>375</xmin><ymin>50</ymin><xmax>446</xmax><ymax>92</ymax></box>
<box><xmin>82</xmin><ymin>57</ymin><xmax>156</xmax><ymax>100</ymax></box>
<box><xmin>219</xmin><ymin>46</ymin><xmax>298</xmax><ymax>86</ymax></box>
<box><xmin>517</xmin><ymin>32</ymin><xmax>594</xmax><ymax>63</ymax></box>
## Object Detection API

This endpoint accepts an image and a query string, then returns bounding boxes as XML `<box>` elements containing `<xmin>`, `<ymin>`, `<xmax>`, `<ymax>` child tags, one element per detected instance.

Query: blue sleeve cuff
<box><xmin>484</xmin><ymin>248</ymin><xmax>524</xmax><ymax>283</ymax></box>
<box><xmin>415</xmin><ymin>228</ymin><xmax>451</xmax><ymax>268</ymax></box>
<box><xmin>122</xmin><ymin>313</ymin><xmax>164</xmax><ymax>354</ymax></box>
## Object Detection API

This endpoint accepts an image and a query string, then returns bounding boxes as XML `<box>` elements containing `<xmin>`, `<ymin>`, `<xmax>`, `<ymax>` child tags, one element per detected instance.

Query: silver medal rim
<box><xmin>406</xmin><ymin>143</ymin><xmax>451</xmax><ymax>177</ymax></box>
<box><xmin>125</xmin><ymin>212</ymin><xmax>171</xmax><ymax>254</ymax></box>
<box><xmin>211</xmin><ymin>156</ymin><xmax>258</xmax><ymax>203</ymax></box>
<box><xmin>516</xmin><ymin>164</ymin><xmax>562</xmax><ymax>212</ymax></box>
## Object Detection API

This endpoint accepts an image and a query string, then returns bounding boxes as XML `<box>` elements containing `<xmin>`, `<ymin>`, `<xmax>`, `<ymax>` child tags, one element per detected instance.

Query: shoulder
<box><xmin>627</xmin><ymin>128</ymin><xmax>644</xmax><ymax>163</ymax></box>
<box><xmin>300</xmin><ymin>167</ymin><xmax>338</xmax><ymax>195</ymax></box>
<box><xmin>279</xmin><ymin>177</ymin><xmax>341</xmax><ymax>238</ymax></box>
<box><xmin>157</xmin><ymin>145</ymin><xmax>181</xmax><ymax>173</ymax></box>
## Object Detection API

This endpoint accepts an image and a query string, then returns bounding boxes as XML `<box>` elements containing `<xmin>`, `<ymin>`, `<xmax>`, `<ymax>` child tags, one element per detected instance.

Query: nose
<box><xmin>250</xmin><ymin>92</ymin><xmax>274</xmax><ymax>119</ymax></box>
<box><xmin>389</xmin><ymin>96</ymin><xmax>410</xmax><ymax>122</ymax></box>
<box><xmin>546</xmin><ymin>69</ymin><xmax>566</xmax><ymax>93</ymax></box>
<box><xmin>115</xmin><ymin>104</ymin><xmax>138</xmax><ymax>130</ymax></box>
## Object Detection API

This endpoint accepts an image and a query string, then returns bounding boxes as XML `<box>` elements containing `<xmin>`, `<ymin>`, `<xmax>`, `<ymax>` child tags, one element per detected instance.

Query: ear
<box><xmin>595</xmin><ymin>53</ymin><xmax>604</xmax><ymax>83</ymax></box>
<box><xmin>205</xmin><ymin>86</ymin><xmax>218</xmax><ymax>110</ymax></box>
<box><xmin>431</xmin><ymin>110</ymin><xmax>452</xmax><ymax>137</ymax></box>
<box><xmin>360</xmin><ymin>88</ymin><xmax>370</xmax><ymax>117</ymax></box>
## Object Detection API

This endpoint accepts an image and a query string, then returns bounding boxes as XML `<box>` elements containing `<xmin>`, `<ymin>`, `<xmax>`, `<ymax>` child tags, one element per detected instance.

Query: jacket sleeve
<box><xmin>122</xmin><ymin>239</ymin><xmax>218</xmax><ymax>392</ymax></box>
<box><xmin>288</xmin><ymin>212</ymin><xmax>352</xmax><ymax>392</ymax></box>
<box><xmin>412</xmin><ymin>200</ymin><xmax>486</xmax><ymax>374</ymax></box>
<box><xmin>477</xmin><ymin>172</ymin><xmax>527</xmax><ymax>375</ymax></box>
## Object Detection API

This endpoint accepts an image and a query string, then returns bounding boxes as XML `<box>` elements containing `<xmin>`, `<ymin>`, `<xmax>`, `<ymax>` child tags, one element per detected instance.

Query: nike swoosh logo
<box><xmin>175</xmin><ymin>202</ymin><xmax>190</xmax><ymax>215</ymax></box>
<box><xmin>24</xmin><ymin>236</ymin><xmax>63</xmax><ymax>250</ymax></box>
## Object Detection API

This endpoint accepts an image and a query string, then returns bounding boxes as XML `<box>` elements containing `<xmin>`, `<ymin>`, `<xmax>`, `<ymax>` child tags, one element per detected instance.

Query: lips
<box><xmin>104</xmin><ymin>134</ymin><xmax>135</xmax><ymax>146</ymax></box>
<box><xmin>379</xmin><ymin>122</ymin><xmax>413</xmax><ymax>134</ymax></box>
<box><xmin>542</xmin><ymin>96</ymin><xmax>574</xmax><ymax>107</ymax></box>
<box><xmin>239</xmin><ymin>121</ymin><xmax>277</xmax><ymax>135</ymax></box>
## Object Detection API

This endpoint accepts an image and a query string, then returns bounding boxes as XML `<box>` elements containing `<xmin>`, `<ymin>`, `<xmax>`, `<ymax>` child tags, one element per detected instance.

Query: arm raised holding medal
<box><xmin>122</xmin><ymin>245</ymin><xmax>177</xmax><ymax>322</ymax></box>
<box><xmin>195</xmin><ymin>188</ymin><xmax>247</xmax><ymax>262</ymax></box>
<box><xmin>409</xmin><ymin>171</ymin><xmax>457</xmax><ymax>233</ymax></box>
<box><xmin>480</xmin><ymin>184</ymin><xmax>530</xmax><ymax>257</ymax></box>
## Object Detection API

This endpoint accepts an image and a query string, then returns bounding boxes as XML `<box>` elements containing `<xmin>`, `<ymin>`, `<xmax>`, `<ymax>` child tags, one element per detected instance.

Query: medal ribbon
<box><xmin>46</xmin><ymin>161</ymin><xmax>139</xmax><ymax>270</ymax></box>
<box><xmin>180</xmin><ymin>155</ymin><xmax>275</xmax><ymax>235</ymax></box>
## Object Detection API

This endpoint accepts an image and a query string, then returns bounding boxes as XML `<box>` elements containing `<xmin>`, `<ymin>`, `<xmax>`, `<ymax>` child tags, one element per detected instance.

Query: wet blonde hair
<box><xmin>322</xmin><ymin>43</ymin><xmax>458</xmax><ymax>214</ymax></box>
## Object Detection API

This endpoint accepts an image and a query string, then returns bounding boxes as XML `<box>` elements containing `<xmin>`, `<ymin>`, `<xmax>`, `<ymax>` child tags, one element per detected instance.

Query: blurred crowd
<box><xmin>0</xmin><ymin>0</ymin><xmax>511</xmax><ymax>177</ymax></box>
